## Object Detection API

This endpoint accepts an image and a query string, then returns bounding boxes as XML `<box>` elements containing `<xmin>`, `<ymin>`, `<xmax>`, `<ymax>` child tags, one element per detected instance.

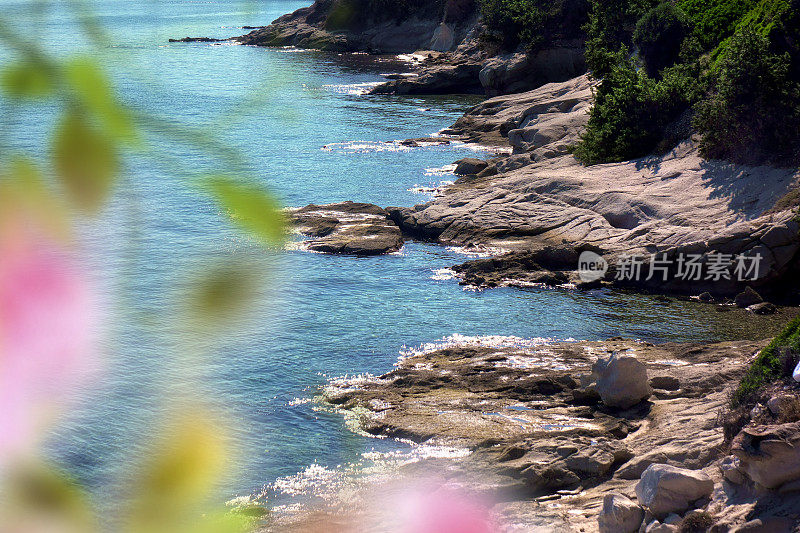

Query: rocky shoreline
<box><xmin>320</xmin><ymin>336</ymin><xmax>800</xmax><ymax>532</ymax></box>
<box><xmin>285</xmin><ymin>71</ymin><xmax>800</xmax><ymax>304</ymax></box>
<box><xmin>169</xmin><ymin>2</ymin><xmax>800</xmax><ymax>530</ymax></box>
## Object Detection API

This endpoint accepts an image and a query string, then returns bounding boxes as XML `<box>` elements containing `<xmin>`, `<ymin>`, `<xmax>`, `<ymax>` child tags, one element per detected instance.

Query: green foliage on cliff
<box><xmin>573</xmin><ymin>50</ymin><xmax>698</xmax><ymax>164</ymax></box>
<box><xmin>583</xmin><ymin>0</ymin><xmax>656</xmax><ymax>77</ymax></box>
<box><xmin>633</xmin><ymin>2</ymin><xmax>692</xmax><ymax>77</ymax></box>
<box><xmin>325</xmin><ymin>0</ymin><xmax>445</xmax><ymax>30</ymax></box>
<box><xmin>479</xmin><ymin>0</ymin><xmax>588</xmax><ymax>50</ymax></box>
<box><xmin>734</xmin><ymin>316</ymin><xmax>800</xmax><ymax>405</ymax></box>
<box><xmin>694</xmin><ymin>28</ymin><xmax>800</xmax><ymax>165</ymax></box>
<box><xmin>576</xmin><ymin>0</ymin><xmax>800</xmax><ymax>165</ymax></box>
<box><xmin>677</xmin><ymin>0</ymin><xmax>758</xmax><ymax>48</ymax></box>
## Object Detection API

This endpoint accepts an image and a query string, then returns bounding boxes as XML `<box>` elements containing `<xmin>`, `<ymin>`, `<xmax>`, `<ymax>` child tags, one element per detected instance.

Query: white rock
<box><xmin>593</xmin><ymin>352</ymin><xmax>652</xmax><ymax>409</ymax></box>
<box><xmin>635</xmin><ymin>464</ymin><xmax>714</xmax><ymax>518</ymax></box>
<box><xmin>793</xmin><ymin>359</ymin><xmax>800</xmax><ymax>382</ymax></box>
<box><xmin>598</xmin><ymin>493</ymin><xmax>644</xmax><ymax>533</ymax></box>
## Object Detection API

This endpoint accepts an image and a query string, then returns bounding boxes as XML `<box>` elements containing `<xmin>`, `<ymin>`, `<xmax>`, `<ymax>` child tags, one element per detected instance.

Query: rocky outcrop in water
<box><xmin>323</xmin><ymin>337</ymin><xmax>800</xmax><ymax>531</ymax></box>
<box><xmin>289</xmin><ymin>201</ymin><xmax>403</xmax><ymax>255</ymax></box>
<box><xmin>171</xmin><ymin>0</ymin><xmax>587</xmax><ymax>97</ymax></box>
<box><xmin>390</xmin><ymin>74</ymin><xmax>800</xmax><ymax>298</ymax></box>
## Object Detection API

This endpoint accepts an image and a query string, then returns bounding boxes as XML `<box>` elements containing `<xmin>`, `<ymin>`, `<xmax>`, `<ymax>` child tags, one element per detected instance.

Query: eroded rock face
<box><xmin>232</xmin><ymin>0</ymin><xmax>464</xmax><ymax>54</ymax></box>
<box><xmin>290</xmin><ymin>201</ymin><xmax>403</xmax><ymax>255</ymax></box>
<box><xmin>731</xmin><ymin>422</ymin><xmax>800</xmax><ymax>489</ymax></box>
<box><xmin>591</xmin><ymin>353</ymin><xmax>652</xmax><ymax>409</ymax></box>
<box><xmin>635</xmin><ymin>464</ymin><xmax>714</xmax><ymax>518</ymax></box>
<box><xmin>597</xmin><ymin>493</ymin><xmax>644</xmax><ymax>533</ymax></box>
<box><xmin>392</xmin><ymin>74</ymin><xmax>800</xmax><ymax>297</ymax></box>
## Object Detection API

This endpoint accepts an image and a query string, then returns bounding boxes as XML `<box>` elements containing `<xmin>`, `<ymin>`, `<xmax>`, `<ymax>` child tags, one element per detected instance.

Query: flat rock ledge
<box><xmin>322</xmin><ymin>337</ymin><xmax>783</xmax><ymax>531</ymax></box>
<box><xmin>289</xmin><ymin>201</ymin><xmax>403</xmax><ymax>256</ymax></box>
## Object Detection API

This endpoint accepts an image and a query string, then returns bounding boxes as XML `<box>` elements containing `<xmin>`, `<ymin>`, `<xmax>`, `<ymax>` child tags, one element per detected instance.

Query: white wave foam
<box><xmin>398</xmin><ymin>334</ymin><xmax>558</xmax><ymax>361</ymax></box>
<box><xmin>445</xmin><ymin>244</ymin><xmax>504</xmax><ymax>258</ymax></box>
<box><xmin>430</xmin><ymin>268</ymin><xmax>458</xmax><ymax>281</ymax></box>
<box><xmin>321</xmin><ymin>140</ymin><xmax>411</xmax><ymax>154</ymax></box>
<box><xmin>424</xmin><ymin>163</ymin><xmax>457</xmax><ymax>176</ymax></box>
<box><xmin>408</xmin><ymin>180</ymin><xmax>454</xmax><ymax>196</ymax></box>
<box><xmin>323</xmin><ymin>82</ymin><xmax>382</xmax><ymax>95</ymax></box>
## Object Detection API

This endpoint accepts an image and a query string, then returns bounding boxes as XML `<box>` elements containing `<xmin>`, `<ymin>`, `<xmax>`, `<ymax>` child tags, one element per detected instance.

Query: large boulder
<box><xmin>592</xmin><ymin>352</ymin><xmax>652</xmax><ymax>409</ymax></box>
<box><xmin>635</xmin><ymin>464</ymin><xmax>714</xmax><ymax>518</ymax></box>
<box><xmin>731</xmin><ymin>422</ymin><xmax>800</xmax><ymax>489</ymax></box>
<box><xmin>598</xmin><ymin>493</ymin><xmax>644</xmax><ymax>533</ymax></box>
<box><xmin>454</xmin><ymin>158</ymin><xmax>489</xmax><ymax>176</ymax></box>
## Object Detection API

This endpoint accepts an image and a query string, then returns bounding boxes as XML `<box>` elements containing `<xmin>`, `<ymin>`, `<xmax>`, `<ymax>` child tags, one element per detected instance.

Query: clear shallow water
<box><xmin>2</xmin><ymin>0</ymin><xmax>790</xmax><ymax>511</ymax></box>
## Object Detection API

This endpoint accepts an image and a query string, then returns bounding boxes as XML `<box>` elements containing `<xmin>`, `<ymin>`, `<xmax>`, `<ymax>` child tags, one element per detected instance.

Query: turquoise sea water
<box><xmin>2</xmin><ymin>0</ymin><xmax>788</xmax><ymax>511</ymax></box>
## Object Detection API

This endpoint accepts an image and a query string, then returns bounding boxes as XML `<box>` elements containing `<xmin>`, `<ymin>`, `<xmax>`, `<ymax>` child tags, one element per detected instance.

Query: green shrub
<box><xmin>633</xmin><ymin>2</ymin><xmax>692</xmax><ymax>77</ymax></box>
<box><xmin>574</xmin><ymin>50</ymin><xmax>696</xmax><ymax>164</ymax></box>
<box><xmin>678</xmin><ymin>0</ymin><xmax>758</xmax><ymax>49</ymax></box>
<box><xmin>584</xmin><ymin>0</ymin><xmax>657</xmax><ymax>76</ymax></box>
<box><xmin>721</xmin><ymin>0</ymin><xmax>800</xmax><ymax>78</ymax></box>
<box><xmin>479</xmin><ymin>0</ymin><xmax>548</xmax><ymax>48</ymax></box>
<box><xmin>694</xmin><ymin>27</ymin><xmax>800</xmax><ymax>165</ymax></box>
<box><xmin>734</xmin><ymin>316</ymin><xmax>800</xmax><ymax>405</ymax></box>
<box><xmin>479</xmin><ymin>0</ymin><xmax>588</xmax><ymax>49</ymax></box>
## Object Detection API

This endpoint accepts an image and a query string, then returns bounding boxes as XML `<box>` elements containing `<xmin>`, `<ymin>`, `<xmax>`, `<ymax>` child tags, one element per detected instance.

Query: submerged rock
<box><xmin>399</xmin><ymin>137</ymin><xmax>451</xmax><ymax>147</ymax></box>
<box><xmin>748</xmin><ymin>301</ymin><xmax>776</xmax><ymax>315</ymax></box>
<box><xmin>635</xmin><ymin>464</ymin><xmax>714</xmax><ymax>518</ymax></box>
<box><xmin>168</xmin><ymin>36</ymin><xmax>225</xmax><ymax>43</ymax></box>
<box><xmin>290</xmin><ymin>201</ymin><xmax>403</xmax><ymax>256</ymax></box>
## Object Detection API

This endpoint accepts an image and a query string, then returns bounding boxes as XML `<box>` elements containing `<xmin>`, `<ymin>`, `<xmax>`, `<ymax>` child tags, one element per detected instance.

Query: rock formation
<box><xmin>289</xmin><ymin>201</ymin><xmax>403</xmax><ymax>255</ymax></box>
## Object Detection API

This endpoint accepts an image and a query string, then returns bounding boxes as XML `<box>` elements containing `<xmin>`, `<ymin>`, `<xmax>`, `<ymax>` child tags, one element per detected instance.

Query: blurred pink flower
<box><xmin>399</xmin><ymin>486</ymin><xmax>497</xmax><ymax>533</ymax></box>
<box><xmin>0</xmin><ymin>215</ymin><xmax>97</xmax><ymax>464</ymax></box>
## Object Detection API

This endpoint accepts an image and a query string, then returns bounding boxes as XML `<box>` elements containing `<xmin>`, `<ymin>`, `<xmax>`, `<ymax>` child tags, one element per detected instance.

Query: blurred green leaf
<box><xmin>1</xmin><ymin>463</ymin><xmax>97</xmax><ymax>532</ymax></box>
<box><xmin>123</xmin><ymin>413</ymin><xmax>234</xmax><ymax>533</ymax></box>
<box><xmin>64</xmin><ymin>56</ymin><xmax>139</xmax><ymax>144</ymax></box>
<box><xmin>184</xmin><ymin>260</ymin><xmax>260</xmax><ymax>329</ymax></box>
<box><xmin>52</xmin><ymin>107</ymin><xmax>119</xmax><ymax>213</ymax></box>
<box><xmin>206</xmin><ymin>176</ymin><xmax>286</xmax><ymax>246</ymax></box>
<box><xmin>191</xmin><ymin>510</ymin><xmax>254</xmax><ymax>533</ymax></box>
<box><xmin>1</xmin><ymin>60</ymin><xmax>54</xmax><ymax>99</ymax></box>
<box><xmin>1</xmin><ymin>155</ymin><xmax>72</xmax><ymax>241</ymax></box>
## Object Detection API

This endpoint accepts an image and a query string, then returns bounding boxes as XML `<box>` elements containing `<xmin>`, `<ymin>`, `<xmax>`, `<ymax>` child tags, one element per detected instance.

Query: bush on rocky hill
<box><xmin>576</xmin><ymin>0</ymin><xmax>800</xmax><ymax>165</ymax></box>
<box><xmin>325</xmin><ymin>0</ymin><xmax>446</xmax><ymax>30</ymax></box>
<box><xmin>695</xmin><ymin>27</ymin><xmax>800</xmax><ymax>165</ymax></box>
<box><xmin>734</xmin><ymin>317</ymin><xmax>800</xmax><ymax>406</ymax></box>
<box><xmin>479</xmin><ymin>0</ymin><xmax>588</xmax><ymax>50</ymax></box>
<box><xmin>633</xmin><ymin>2</ymin><xmax>693</xmax><ymax>77</ymax></box>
